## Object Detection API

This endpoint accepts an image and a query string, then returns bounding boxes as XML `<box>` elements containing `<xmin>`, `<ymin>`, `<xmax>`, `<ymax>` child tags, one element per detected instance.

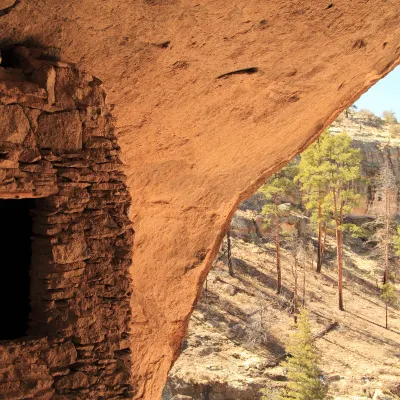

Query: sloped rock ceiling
<box><xmin>1</xmin><ymin>1</ymin><xmax>400</xmax><ymax>398</ymax></box>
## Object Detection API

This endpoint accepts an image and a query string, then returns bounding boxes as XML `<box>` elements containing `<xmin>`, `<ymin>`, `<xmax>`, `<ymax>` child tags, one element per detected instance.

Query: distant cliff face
<box><xmin>229</xmin><ymin>118</ymin><xmax>400</xmax><ymax>242</ymax></box>
<box><xmin>330</xmin><ymin>112</ymin><xmax>400</xmax><ymax>219</ymax></box>
<box><xmin>354</xmin><ymin>140</ymin><xmax>400</xmax><ymax>218</ymax></box>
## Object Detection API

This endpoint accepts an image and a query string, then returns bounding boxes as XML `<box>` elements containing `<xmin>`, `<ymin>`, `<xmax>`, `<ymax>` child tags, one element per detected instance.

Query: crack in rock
<box><xmin>217</xmin><ymin>67</ymin><xmax>259</xmax><ymax>79</ymax></box>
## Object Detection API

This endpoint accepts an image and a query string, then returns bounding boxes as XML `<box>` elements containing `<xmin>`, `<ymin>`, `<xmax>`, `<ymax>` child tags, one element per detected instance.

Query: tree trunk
<box><xmin>275</xmin><ymin>198</ymin><xmax>281</xmax><ymax>294</ymax></box>
<box><xmin>316</xmin><ymin>199</ymin><xmax>323</xmax><ymax>273</ymax></box>
<box><xmin>293</xmin><ymin>257</ymin><xmax>298</xmax><ymax>323</ymax></box>
<box><xmin>385</xmin><ymin>301</ymin><xmax>388</xmax><ymax>329</ymax></box>
<box><xmin>203</xmin><ymin>385</ymin><xmax>211</xmax><ymax>400</ymax></box>
<box><xmin>333</xmin><ymin>189</ymin><xmax>345</xmax><ymax>311</ymax></box>
<box><xmin>321</xmin><ymin>229</ymin><xmax>327</xmax><ymax>263</ymax></box>
<box><xmin>337</xmin><ymin>228</ymin><xmax>344</xmax><ymax>311</ymax></box>
<box><xmin>252</xmin><ymin>218</ymin><xmax>263</xmax><ymax>240</ymax></box>
<box><xmin>384</xmin><ymin>159</ymin><xmax>390</xmax><ymax>284</ymax></box>
<box><xmin>302</xmin><ymin>264</ymin><xmax>306</xmax><ymax>307</ymax></box>
<box><xmin>227</xmin><ymin>229</ymin><xmax>234</xmax><ymax>277</ymax></box>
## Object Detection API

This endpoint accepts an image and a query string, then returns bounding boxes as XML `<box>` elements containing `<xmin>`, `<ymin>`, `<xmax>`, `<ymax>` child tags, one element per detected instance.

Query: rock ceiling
<box><xmin>1</xmin><ymin>0</ymin><xmax>400</xmax><ymax>398</ymax></box>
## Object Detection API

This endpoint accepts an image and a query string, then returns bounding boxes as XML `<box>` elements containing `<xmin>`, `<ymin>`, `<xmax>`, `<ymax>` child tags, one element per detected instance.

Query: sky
<box><xmin>354</xmin><ymin>65</ymin><xmax>400</xmax><ymax>119</ymax></box>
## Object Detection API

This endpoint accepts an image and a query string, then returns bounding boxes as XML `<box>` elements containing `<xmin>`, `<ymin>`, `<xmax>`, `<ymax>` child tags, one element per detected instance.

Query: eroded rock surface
<box><xmin>0</xmin><ymin>2</ymin><xmax>400</xmax><ymax>399</ymax></box>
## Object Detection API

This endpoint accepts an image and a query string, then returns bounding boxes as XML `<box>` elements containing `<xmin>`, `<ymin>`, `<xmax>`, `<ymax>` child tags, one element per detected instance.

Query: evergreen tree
<box><xmin>298</xmin><ymin>131</ymin><xmax>361</xmax><ymax>310</ymax></box>
<box><xmin>380</xmin><ymin>282</ymin><xmax>399</xmax><ymax>330</ymax></box>
<box><xmin>259</xmin><ymin>162</ymin><xmax>299</xmax><ymax>294</ymax></box>
<box><xmin>344</xmin><ymin>104</ymin><xmax>357</xmax><ymax>119</ymax></box>
<box><xmin>321</xmin><ymin>132</ymin><xmax>362</xmax><ymax>311</ymax></box>
<box><xmin>296</xmin><ymin>134</ymin><xmax>331</xmax><ymax>273</ymax></box>
<box><xmin>277</xmin><ymin>308</ymin><xmax>327</xmax><ymax>400</ymax></box>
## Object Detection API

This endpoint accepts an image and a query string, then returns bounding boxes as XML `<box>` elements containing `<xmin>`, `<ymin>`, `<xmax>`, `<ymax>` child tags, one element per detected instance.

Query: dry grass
<box><xmin>168</xmin><ymin>236</ymin><xmax>400</xmax><ymax>399</ymax></box>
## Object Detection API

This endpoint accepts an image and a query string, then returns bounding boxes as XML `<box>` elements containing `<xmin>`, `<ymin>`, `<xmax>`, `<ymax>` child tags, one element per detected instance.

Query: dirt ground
<box><xmin>167</xmin><ymin>236</ymin><xmax>400</xmax><ymax>399</ymax></box>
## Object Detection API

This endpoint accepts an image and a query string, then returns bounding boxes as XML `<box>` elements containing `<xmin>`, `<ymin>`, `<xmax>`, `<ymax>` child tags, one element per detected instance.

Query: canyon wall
<box><xmin>0</xmin><ymin>1</ymin><xmax>400</xmax><ymax>398</ymax></box>
<box><xmin>229</xmin><ymin>137</ymin><xmax>400</xmax><ymax>243</ymax></box>
<box><xmin>355</xmin><ymin>140</ymin><xmax>400</xmax><ymax>218</ymax></box>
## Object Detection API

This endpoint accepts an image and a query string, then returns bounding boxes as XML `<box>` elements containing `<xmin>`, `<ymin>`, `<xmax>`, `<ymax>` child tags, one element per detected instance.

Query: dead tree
<box><xmin>227</xmin><ymin>228</ymin><xmax>234</xmax><ymax>276</ymax></box>
<box><xmin>379</xmin><ymin>142</ymin><xmax>396</xmax><ymax>284</ymax></box>
<box><xmin>290</xmin><ymin>232</ymin><xmax>305</xmax><ymax>322</ymax></box>
<box><xmin>292</xmin><ymin>254</ymin><xmax>299</xmax><ymax>323</ymax></box>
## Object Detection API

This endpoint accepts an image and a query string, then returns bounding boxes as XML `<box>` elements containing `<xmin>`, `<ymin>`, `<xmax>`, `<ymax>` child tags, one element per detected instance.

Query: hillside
<box><xmin>330</xmin><ymin>109</ymin><xmax>400</xmax><ymax>145</ymax></box>
<box><xmin>163</xmin><ymin>234</ymin><xmax>400</xmax><ymax>399</ymax></box>
<box><xmin>163</xmin><ymin>112</ymin><xmax>400</xmax><ymax>400</ymax></box>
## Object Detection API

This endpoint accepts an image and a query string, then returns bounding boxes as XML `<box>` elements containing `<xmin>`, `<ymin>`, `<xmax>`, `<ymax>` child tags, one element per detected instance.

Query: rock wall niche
<box><xmin>0</xmin><ymin>47</ymin><xmax>133</xmax><ymax>399</ymax></box>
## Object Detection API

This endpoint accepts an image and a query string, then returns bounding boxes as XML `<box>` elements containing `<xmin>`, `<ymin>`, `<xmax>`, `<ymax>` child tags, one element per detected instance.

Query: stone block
<box><xmin>44</xmin><ymin>342</ymin><xmax>77</xmax><ymax>369</ymax></box>
<box><xmin>0</xmin><ymin>105</ymin><xmax>30</xmax><ymax>144</ymax></box>
<box><xmin>31</xmin><ymin>66</ymin><xmax>56</xmax><ymax>105</ymax></box>
<box><xmin>0</xmin><ymin>160</ymin><xmax>19</xmax><ymax>169</ymax></box>
<box><xmin>51</xmin><ymin>236</ymin><xmax>90</xmax><ymax>264</ymax></box>
<box><xmin>54</xmin><ymin>371</ymin><xmax>90</xmax><ymax>390</ymax></box>
<box><xmin>37</xmin><ymin>111</ymin><xmax>82</xmax><ymax>151</ymax></box>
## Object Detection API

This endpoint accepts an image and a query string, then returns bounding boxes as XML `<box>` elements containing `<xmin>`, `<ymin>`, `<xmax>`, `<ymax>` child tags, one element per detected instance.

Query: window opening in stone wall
<box><xmin>0</xmin><ymin>199</ymin><xmax>35</xmax><ymax>340</ymax></box>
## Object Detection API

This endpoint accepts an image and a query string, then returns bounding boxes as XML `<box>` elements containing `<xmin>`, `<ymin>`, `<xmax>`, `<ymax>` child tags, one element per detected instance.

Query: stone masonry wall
<box><xmin>0</xmin><ymin>47</ymin><xmax>133</xmax><ymax>399</ymax></box>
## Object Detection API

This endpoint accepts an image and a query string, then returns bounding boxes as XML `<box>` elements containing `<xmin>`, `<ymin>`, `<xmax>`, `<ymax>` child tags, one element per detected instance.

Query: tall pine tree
<box><xmin>297</xmin><ymin>134</ymin><xmax>330</xmax><ymax>273</ymax></box>
<box><xmin>298</xmin><ymin>131</ymin><xmax>361</xmax><ymax>310</ymax></box>
<box><xmin>323</xmin><ymin>132</ymin><xmax>362</xmax><ymax>311</ymax></box>
<box><xmin>259</xmin><ymin>162</ymin><xmax>299</xmax><ymax>294</ymax></box>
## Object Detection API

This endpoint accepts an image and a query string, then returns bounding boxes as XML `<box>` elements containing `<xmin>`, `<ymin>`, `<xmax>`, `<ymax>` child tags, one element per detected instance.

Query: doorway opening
<box><xmin>0</xmin><ymin>198</ymin><xmax>35</xmax><ymax>340</ymax></box>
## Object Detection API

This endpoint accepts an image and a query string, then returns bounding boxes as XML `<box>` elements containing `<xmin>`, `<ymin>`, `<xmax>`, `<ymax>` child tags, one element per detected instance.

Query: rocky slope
<box><xmin>164</xmin><ymin>236</ymin><xmax>400</xmax><ymax>399</ymax></box>
<box><xmin>164</xmin><ymin>115</ymin><xmax>400</xmax><ymax>400</ymax></box>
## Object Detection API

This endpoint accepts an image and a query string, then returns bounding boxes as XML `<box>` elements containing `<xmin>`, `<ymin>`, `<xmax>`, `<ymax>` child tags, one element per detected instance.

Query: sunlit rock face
<box><xmin>1</xmin><ymin>1</ymin><xmax>400</xmax><ymax>398</ymax></box>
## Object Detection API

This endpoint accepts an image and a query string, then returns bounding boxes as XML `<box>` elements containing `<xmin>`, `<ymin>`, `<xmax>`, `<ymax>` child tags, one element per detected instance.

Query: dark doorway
<box><xmin>0</xmin><ymin>199</ymin><xmax>34</xmax><ymax>340</ymax></box>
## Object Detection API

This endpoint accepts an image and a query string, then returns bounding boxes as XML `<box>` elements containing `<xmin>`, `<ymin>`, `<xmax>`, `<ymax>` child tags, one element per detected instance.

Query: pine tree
<box><xmin>321</xmin><ymin>132</ymin><xmax>362</xmax><ymax>311</ymax></box>
<box><xmin>380</xmin><ymin>282</ymin><xmax>398</xmax><ymax>330</ymax></box>
<box><xmin>259</xmin><ymin>162</ymin><xmax>299</xmax><ymax>294</ymax></box>
<box><xmin>344</xmin><ymin>104</ymin><xmax>357</xmax><ymax>119</ymax></box>
<box><xmin>297</xmin><ymin>131</ymin><xmax>362</xmax><ymax>310</ymax></box>
<box><xmin>277</xmin><ymin>308</ymin><xmax>327</xmax><ymax>400</ymax></box>
<box><xmin>296</xmin><ymin>134</ymin><xmax>331</xmax><ymax>273</ymax></box>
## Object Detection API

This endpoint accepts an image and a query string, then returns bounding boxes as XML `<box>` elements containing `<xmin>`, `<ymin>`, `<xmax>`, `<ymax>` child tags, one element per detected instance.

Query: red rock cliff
<box><xmin>1</xmin><ymin>1</ymin><xmax>400</xmax><ymax>398</ymax></box>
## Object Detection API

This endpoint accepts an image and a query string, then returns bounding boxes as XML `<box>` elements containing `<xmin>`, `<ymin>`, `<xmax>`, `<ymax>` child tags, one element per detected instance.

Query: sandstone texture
<box><xmin>0</xmin><ymin>48</ymin><xmax>133</xmax><ymax>399</ymax></box>
<box><xmin>1</xmin><ymin>2</ymin><xmax>400</xmax><ymax>399</ymax></box>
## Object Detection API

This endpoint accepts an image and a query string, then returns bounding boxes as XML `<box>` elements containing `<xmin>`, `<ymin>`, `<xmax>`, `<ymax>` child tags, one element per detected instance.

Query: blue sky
<box><xmin>354</xmin><ymin>65</ymin><xmax>400</xmax><ymax>119</ymax></box>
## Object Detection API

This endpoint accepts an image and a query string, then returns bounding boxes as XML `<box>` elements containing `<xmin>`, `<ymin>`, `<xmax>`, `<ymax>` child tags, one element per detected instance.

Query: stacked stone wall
<box><xmin>0</xmin><ymin>47</ymin><xmax>133</xmax><ymax>399</ymax></box>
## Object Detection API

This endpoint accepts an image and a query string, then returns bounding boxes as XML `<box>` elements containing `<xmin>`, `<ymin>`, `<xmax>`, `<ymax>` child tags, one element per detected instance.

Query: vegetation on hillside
<box><xmin>166</xmin><ymin>108</ymin><xmax>400</xmax><ymax>400</ymax></box>
<box><xmin>260</xmin><ymin>131</ymin><xmax>362</xmax><ymax>311</ymax></box>
<box><xmin>272</xmin><ymin>308</ymin><xmax>327</xmax><ymax>400</ymax></box>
